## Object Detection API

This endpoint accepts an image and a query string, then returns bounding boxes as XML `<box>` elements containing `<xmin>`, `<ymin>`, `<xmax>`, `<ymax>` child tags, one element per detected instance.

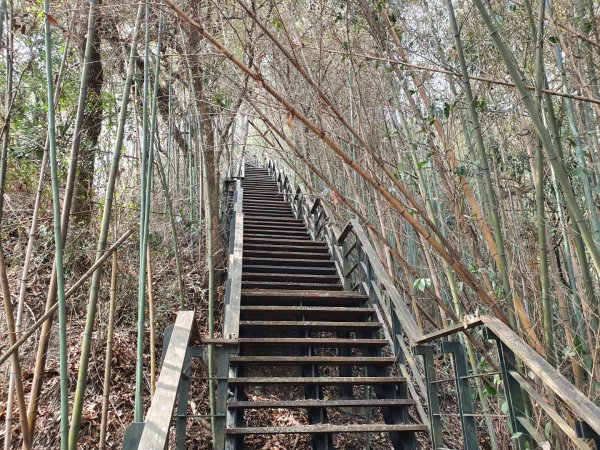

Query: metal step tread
<box><xmin>236</xmin><ymin>337</ymin><xmax>388</xmax><ymax>347</ymax></box>
<box><xmin>244</xmin><ymin>223</ymin><xmax>307</xmax><ymax>229</ymax></box>
<box><xmin>230</xmin><ymin>356</ymin><xmax>395</xmax><ymax>365</ymax></box>
<box><xmin>241</xmin><ymin>289</ymin><xmax>368</xmax><ymax>299</ymax></box>
<box><xmin>243</xmin><ymin>257</ymin><xmax>335</xmax><ymax>266</ymax></box>
<box><xmin>227</xmin><ymin>398</ymin><xmax>415</xmax><ymax>409</ymax></box>
<box><xmin>244</xmin><ymin>235</ymin><xmax>310</xmax><ymax>241</ymax></box>
<box><xmin>244</xmin><ymin>224</ymin><xmax>307</xmax><ymax>231</ymax></box>
<box><xmin>243</xmin><ymin>262</ymin><xmax>336</xmax><ymax>275</ymax></box>
<box><xmin>241</xmin><ymin>274</ymin><xmax>341</xmax><ymax>283</ymax></box>
<box><xmin>226</xmin><ymin>424</ymin><xmax>426</xmax><ymax>435</ymax></box>
<box><xmin>242</xmin><ymin>209</ymin><xmax>294</xmax><ymax>214</ymax></box>
<box><xmin>239</xmin><ymin>320</ymin><xmax>381</xmax><ymax>330</ymax></box>
<box><xmin>243</xmin><ymin>237</ymin><xmax>326</xmax><ymax>245</ymax></box>
<box><xmin>244</xmin><ymin>214</ymin><xmax>299</xmax><ymax>220</ymax></box>
<box><xmin>228</xmin><ymin>376</ymin><xmax>405</xmax><ymax>386</ymax></box>
<box><xmin>242</xmin><ymin>281</ymin><xmax>343</xmax><ymax>290</ymax></box>
<box><xmin>240</xmin><ymin>305</ymin><xmax>374</xmax><ymax>313</ymax></box>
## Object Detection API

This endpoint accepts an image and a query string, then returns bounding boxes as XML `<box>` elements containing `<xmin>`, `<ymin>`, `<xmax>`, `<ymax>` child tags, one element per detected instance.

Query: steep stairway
<box><xmin>225</xmin><ymin>165</ymin><xmax>427</xmax><ymax>449</ymax></box>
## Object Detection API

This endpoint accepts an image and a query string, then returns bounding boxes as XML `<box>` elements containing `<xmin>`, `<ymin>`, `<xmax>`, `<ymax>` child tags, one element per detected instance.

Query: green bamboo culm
<box><xmin>134</xmin><ymin>0</ymin><xmax>153</xmax><ymax>421</ymax></box>
<box><xmin>68</xmin><ymin>4</ymin><xmax>145</xmax><ymax>447</ymax></box>
<box><xmin>444</xmin><ymin>0</ymin><xmax>517</xmax><ymax>328</ymax></box>
<box><xmin>472</xmin><ymin>0</ymin><xmax>600</xmax><ymax>319</ymax></box>
<box><xmin>155</xmin><ymin>150</ymin><xmax>186</xmax><ymax>307</ymax></box>
<box><xmin>42</xmin><ymin>0</ymin><xmax>69</xmax><ymax>448</ymax></box>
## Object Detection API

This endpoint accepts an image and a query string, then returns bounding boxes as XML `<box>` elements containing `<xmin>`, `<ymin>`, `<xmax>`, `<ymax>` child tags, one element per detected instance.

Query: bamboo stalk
<box><xmin>68</xmin><ymin>5</ymin><xmax>145</xmax><ymax>446</ymax></box>
<box><xmin>134</xmin><ymin>0</ymin><xmax>153</xmax><ymax>421</ymax></box>
<box><xmin>98</xmin><ymin>249</ymin><xmax>119</xmax><ymax>450</ymax></box>
<box><xmin>155</xmin><ymin>147</ymin><xmax>186</xmax><ymax>307</ymax></box>
<box><xmin>147</xmin><ymin>246</ymin><xmax>156</xmax><ymax>394</ymax></box>
<box><xmin>42</xmin><ymin>0</ymin><xmax>69</xmax><ymax>446</ymax></box>
<box><xmin>1</xmin><ymin>2</ymin><xmax>31</xmax><ymax>447</ymax></box>
<box><xmin>26</xmin><ymin>0</ymin><xmax>98</xmax><ymax>436</ymax></box>
<box><xmin>472</xmin><ymin>0</ymin><xmax>600</xmax><ymax>310</ymax></box>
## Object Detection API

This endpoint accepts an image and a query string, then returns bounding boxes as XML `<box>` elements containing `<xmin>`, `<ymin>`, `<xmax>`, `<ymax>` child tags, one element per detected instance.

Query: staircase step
<box><xmin>243</xmin><ymin>211</ymin><xmax>295</xmax><ymax>218</ymax></box>
<box><xmin>243</xmin><ymin>189</ymin><xmax>281</xmax><ymax>194</ymax></box>
<box><xmin>240</xmin><ymin>305</ymin><xmax>374</xmax><ymax>320</ymax></box>
<box><xmin>244</xmin><ymin>222</ymin><xmax>307</xmax><ymax>230</ymax></box>
<box><xmin>244</xmin><ymin>257</ymin><xmax>335</xmax><ymax>267</ymax></box>
<box><xmin>228</xmin><ymin>376</ymin><xmax>405</xmax><ymax>386</ymax></box>
<box><xmin>243</xmin><ymin>206</ymin><xmax>293</xmax><ymax>213</ymax></box>
<box><xmin>240</xmin><ymin>265</ymin><xmax>337</xmax><ymax>275</ymax></box>
<box><xmin>243</xmin><ymin>251</ymin><xmax>330</xmax><ymax>260</ymax></box>
<box><xmin>244</xmin><ymin>228</ymin><xmax>308</xmax><ymax>236</ymax></box>
<box><xmin>227</xmin><ymin>424</ymin><xmax>426</xmax><ymax>435</ymax></box>
<box><xmin>227</xmin><ymin>398</ymin><xmax>415</xmax><ymax>409</ymax></box>
<box><xmin>236</xmin><ymin>337</ymin><xmax>388</xmax><ymax>347</ymax></box>
<box><xmin>243</xmin><ymin>190</ymin><xmax>282</xmax><ymax>195</ymax></box>
<box><xmin>242</xmin><ymin>273</ymin><xmax>338</xmax><ymax>283</ymax></box>
<box><xmin>243</xmin><ymin>201</ymin><xmax>290</xmax><ymax>207</ymax></box>
<box><xmin>230</xmin><ymin>356</ymin><xmax>395</xmax><ymax>366</ymax></box>
<box><xmin>244</xmin><ymin>234</ymin><xmax>310</xmax><ymax>240</ymax></box>
<box><xmin>239</xmin><ymin>320</ymin><xmax>380</xmax><ymax>331</ymax></box>
<box><xmin>244</xmin><ymin>216</ymin><xmax>304</xmax><ymax>225</ymax></box>
<box><xmin>243</xmin><ymin>238</ymin><xmax>326</xmax><ymax>248</ymax></box>
<box><xmin>242</xmin><ymin>289</ymin><xmax>369</xmax><ymax>304</ymax></box>
<box><xmin>242</xmin><ymin>281</ymin><xmax>343</xmax><ymax>290</ymax></box>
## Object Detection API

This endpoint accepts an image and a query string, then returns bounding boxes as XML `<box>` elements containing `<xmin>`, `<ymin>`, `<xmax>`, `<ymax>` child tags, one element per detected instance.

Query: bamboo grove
<box><xmin>1</xmin><ymin>0</ymin><xmax>600</xmax><ymax>447</ymax></box>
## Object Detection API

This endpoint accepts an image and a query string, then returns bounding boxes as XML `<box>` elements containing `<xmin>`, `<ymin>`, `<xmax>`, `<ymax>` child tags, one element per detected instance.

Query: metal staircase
<box><xmin>220</xmin><ymin>165</ymin><xmax>426</xmax><ymax>448</ymax></box>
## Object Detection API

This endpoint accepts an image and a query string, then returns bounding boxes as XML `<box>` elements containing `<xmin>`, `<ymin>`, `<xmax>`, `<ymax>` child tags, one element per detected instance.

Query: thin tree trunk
<box><xmin>71</xmin><ymin>0</ymin><xmax>104</xmax><ymax>251</ymax></box>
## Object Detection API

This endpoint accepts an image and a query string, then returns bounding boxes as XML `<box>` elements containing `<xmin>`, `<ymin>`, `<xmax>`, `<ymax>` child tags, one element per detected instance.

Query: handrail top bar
<box><xmin>138</xmin><ymin>311</ymin><xmax>198</xmax><ymax>449</ymax></box>
<box><xmin>224</xmin><ymin>179</ymin><xmax>243</xmax><ymax>338</ymax></box>
<box><xmin>482</xmin><ymin>316</ymin><xmax>600</xmax><ymax>436</ymax></box>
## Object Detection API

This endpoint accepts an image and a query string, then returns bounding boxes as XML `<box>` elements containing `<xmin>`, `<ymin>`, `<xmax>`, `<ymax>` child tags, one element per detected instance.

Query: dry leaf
<box><xmin>331</xmin><ymin>190</ymin><xmax>343</xmax><ymax>207</ymax></box>
<box><xmin>45</xmin><ymin>13</ymin><xmax>61</xmax><ymax>29</ymax></box>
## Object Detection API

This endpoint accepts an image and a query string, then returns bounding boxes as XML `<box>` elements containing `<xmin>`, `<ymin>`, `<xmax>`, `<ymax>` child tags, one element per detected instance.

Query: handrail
<box><xmin>214</xmin><ymin>176</ymin><xmax>244</xmax><ymax>448</ymax></box>
<box><xmin>223</xmin><ymin>178</ymin><xmax>243</xmax><ymax>339</ymax></box>
<box><xmin>267</xmin><ymin>156</ymin><xmax>600</xmax><ymax>450</ymax></box>
<box><xmin>136</xmin><ymin>311</ymin><xmax>200</xmax><ymax>449</ymax></box>
<box><xmin>483</xmin><ymin>316</ymin><xmax>600</xmax><ymax>437</ymax></box>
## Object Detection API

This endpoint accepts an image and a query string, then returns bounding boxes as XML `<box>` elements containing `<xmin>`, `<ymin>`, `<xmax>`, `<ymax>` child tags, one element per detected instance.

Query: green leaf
<box><xmin>511</xmin><ymin>432</ymin><xmax>523</xmax><ymax>439</ymax></box>
<box><xmin>413</xmin><ymin>278</ymin><xmax>432</xmax><ymax>292</ymax></box>
<box><xmin>271</xmin><ymin>17</ymin><xmax>283</xmax><ymax>30</ymax></box>
<box><xmin>544</xmin><ymin>421</ymin><xmax>552</xmax><ymax>439</ymax></box>
<box><xmin>484</xmin><ymin>385</ymin><xmax>497</xmax><ymax>396</ymax></box>
<box><xmin>501</xmin><ymin>400</ymin><xmax>509</xmax><ymax>414</ymax></box>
